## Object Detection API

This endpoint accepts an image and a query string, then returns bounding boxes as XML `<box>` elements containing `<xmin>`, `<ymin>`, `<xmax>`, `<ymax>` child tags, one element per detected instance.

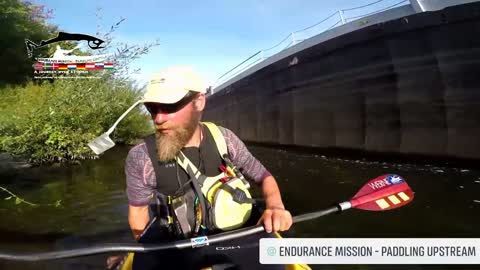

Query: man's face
<box><xmin>145</xmin><ymin>92</ymin><xmax>203</xmax><ymax>162</ymax></box>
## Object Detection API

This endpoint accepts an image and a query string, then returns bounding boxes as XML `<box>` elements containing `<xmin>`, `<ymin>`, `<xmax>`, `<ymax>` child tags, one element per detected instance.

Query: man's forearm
<box><xmin>261</xmin><ymin>175</ymin><xmax>285</xmax><ymax>209</ymax></box>
<box><xmin>258</xmin><ymin>175</ymin><xmax>292</xmax><ymax>232</ymax></box>
<box><xmin>128</xmin><ymin>205</ymin><xmax>150</xmax><ymax>240</ymax></box>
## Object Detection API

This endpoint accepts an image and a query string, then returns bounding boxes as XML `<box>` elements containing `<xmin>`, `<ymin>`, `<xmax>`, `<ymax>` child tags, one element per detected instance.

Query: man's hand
<box><xmin>258</xmin><ymin>207</ymin><xmax>293</xmax><ymax>233</ymax></box>
<box><xmin>259</xmin><ymin>175</ymin><xmax>293</xmax><ymax>233</ymax></box>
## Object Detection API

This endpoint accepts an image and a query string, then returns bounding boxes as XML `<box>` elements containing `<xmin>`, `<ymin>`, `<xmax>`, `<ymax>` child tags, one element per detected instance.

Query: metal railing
<box><xmin>213</xmin><ymin>0</ymin><xmax>409</xmax><ymax>90</ymax></box>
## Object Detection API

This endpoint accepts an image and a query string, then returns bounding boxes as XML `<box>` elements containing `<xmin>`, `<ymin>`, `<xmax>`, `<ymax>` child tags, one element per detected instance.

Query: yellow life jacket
<box><xmin>174</xmin><ymin>122</ymin><xmax>254</xmax><ymax>232</ymax></box>
<box><xmin>127</xmin><ymin>122</ymin><xmax>311</xmax><ymax>270</ymax></box>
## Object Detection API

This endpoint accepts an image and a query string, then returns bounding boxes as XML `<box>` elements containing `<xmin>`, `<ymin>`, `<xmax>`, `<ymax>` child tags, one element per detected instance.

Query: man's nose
<box><xmin>153</xmin><ymin>111</ymin><xmax>173</xmax><ymax>124</ymax></box>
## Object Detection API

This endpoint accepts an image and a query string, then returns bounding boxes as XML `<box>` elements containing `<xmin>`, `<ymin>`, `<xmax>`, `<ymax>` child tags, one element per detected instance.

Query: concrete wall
<box><xmin>204</xmin><ymin>2</ymin><xmax>480</xmax><ymax>160</ymax></box>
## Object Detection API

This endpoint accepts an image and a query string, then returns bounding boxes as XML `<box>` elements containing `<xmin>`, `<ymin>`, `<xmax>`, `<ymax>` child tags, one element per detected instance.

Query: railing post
<box><xmin>339</xmin><ymin>9</ymin><xmax>346</xmax><ymax>24</ymax></box>
<box><xmin>260</xmin><ymin>50</ymin><xmax>265</xmax><ymax>60</ymax></box>
<box><xmin>291</xmin><ymin>32</ymin><xmax>296</xmax><ymax>45</ymax></box>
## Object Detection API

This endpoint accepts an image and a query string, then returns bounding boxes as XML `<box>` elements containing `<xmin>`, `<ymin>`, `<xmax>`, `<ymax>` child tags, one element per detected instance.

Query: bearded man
<box><xmin>125</xmin><ymin>66</ymin><xmax>292</xmax><ymax>270</ymax></box>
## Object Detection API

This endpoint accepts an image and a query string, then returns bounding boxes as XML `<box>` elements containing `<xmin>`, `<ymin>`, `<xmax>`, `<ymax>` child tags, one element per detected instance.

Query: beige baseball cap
<box><xmin>142</xmin><ymin>66</ymin><xmax>206</xmax><ymax>104</ymax></box>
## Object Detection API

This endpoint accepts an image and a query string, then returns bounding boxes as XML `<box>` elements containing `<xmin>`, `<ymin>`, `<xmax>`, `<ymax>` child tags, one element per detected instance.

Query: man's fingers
<box><xmin>260</xmin><ymin>209</ymin><xmax>293</xmax><ymax>233</ymax></box>
<box><xmin>272</xmin><ymin>211</ymin><xmax>281</xmax><ymax>232</ymax></box>
<box><xmin>280</xmin><ymin>216</ymin><xmax>288</xmax><ymax>231</ymax></box>
<box><xmin>106</xmin><ymin>255</ymin><xmax>125</xmax><ymax>270</ymax></box>
<box><xmin>281</xmin><ymin>210</ymin><xmax>293</xmax><ymax>231</ymax></box>
<box><xmin>262</xmin><ymin>211</ymin><xmax>273</xmax><ymax>233</ymax></box>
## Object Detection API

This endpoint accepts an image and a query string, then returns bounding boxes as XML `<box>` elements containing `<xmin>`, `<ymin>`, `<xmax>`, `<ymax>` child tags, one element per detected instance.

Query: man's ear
<box><xmin>193</xmin><ymin>93</ymin><xmax>206</xmax><ymax>111</ymax></box>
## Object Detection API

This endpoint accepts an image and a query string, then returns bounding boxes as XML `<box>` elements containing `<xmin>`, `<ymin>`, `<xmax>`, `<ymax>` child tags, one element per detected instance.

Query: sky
<box><xmin>35</xmin><ymin>0</ymin><xmax>409</xmax><ymax>88</ymax></box>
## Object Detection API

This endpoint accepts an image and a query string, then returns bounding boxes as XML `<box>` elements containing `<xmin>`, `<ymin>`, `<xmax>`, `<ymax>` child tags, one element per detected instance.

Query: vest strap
<box><xmin>219</xmin><ymin>184</ymin><xmax>256</xmax><ymax>204</ymax></box>
<box><xmin>144</xmin><ymin>135</ymin><xmax>163</xmax><ymax>188</ymax></box>
<box><xmin>201</xmin><ymin>122</ymin><xmax>227</xmax><ymax>157</ymax></box>
<box><xmin>176</xmin><ymin>151</ymin><xmax>206</xmax><ymax>184</ymax></box>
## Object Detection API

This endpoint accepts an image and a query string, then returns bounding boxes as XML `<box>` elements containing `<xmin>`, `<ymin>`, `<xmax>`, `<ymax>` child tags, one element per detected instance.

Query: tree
<box><xmin>0</xmin><ymin>0</ymin><xmax>55</xmax><ymax>86</ymax></box>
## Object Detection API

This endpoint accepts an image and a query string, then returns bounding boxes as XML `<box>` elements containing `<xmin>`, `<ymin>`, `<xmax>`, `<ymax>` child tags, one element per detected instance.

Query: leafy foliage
<box><xmin>1</xmin><ymin>185</ymin><xmax>61</xmax><ymax>207</ymax></box>
<box><xmin>0</xmin><ymin>1</ymin><xmax>157</xmax><ymax>164</ymax></box>
<box><xmin>0</xmin><ymin>78</ymin><xmax>153</xmax><ymax>164</ymax></box>
<box><xmin>0</xmin><ymin>0</ymin><xmax>55</xmax><ymax>86</ymax></box>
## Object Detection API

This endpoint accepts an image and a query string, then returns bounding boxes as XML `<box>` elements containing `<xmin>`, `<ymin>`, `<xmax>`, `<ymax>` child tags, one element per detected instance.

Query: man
<box><xmin>125</xmin><ymin>66</ymin><xmax>292</xmax><ymax>269</ymax></box>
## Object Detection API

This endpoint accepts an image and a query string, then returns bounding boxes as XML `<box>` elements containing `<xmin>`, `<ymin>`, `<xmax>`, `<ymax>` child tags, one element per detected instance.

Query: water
<box><xmin>0</xmin><ymin>145</ymin><xmax>479</xmax><ymax>269</ymax></box>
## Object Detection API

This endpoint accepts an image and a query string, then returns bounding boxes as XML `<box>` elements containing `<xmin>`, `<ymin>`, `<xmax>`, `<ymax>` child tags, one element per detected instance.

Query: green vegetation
<box><xmin>0</xmin><ymin>0</ymin><xmax>156</xmax><ymax>164</ymax></box>
<box><xmin>0</xmin><ymin>185</ymin><xmax>61</xmax><ymax>207</ymax></box>
<box><xmin>0</xmin><ymin>79</ymin><xmax>153</xmax><ymax>163</ymax></box>
<box><xmin>0</xmin><ymin>0</ymin><xmax>54</xmax><ymax>86</ymax></box>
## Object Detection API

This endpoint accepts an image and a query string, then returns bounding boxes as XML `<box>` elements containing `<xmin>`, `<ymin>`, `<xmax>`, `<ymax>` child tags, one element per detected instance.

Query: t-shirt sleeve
<box><xmin>220</xmin><ymin>127</ymin><xmax>271</xmax><ymax>183</ymax></box>
<box><xmin>125</xmin><ymin>143</ymin><xmax>155</xmax><ymax>206</ymax></box>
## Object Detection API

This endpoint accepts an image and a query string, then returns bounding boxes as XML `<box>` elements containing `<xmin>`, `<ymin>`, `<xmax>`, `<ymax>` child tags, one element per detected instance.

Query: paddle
<box><xmin>0</xmin><ymin>174</ymin><xmax>414</xmax><ymax>261</ymax></box>
<box><xmin>88</xmin><ymin>100</ymin><xmax>141</xmax><ymax>155</ymax></box>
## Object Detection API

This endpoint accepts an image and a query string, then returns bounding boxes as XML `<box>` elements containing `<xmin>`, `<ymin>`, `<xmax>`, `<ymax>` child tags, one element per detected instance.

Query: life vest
<box><xmin>144</xmin><ymin>122</ymin><xmax>254</xmax><ymax>239</ymax></box>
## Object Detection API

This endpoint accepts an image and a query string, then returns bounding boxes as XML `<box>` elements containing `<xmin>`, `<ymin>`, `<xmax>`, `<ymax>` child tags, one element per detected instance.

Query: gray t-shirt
<box><xmin>125</xmin><ymin>126</ymin><xmax>271</xmax><ymax>206</ymax></box>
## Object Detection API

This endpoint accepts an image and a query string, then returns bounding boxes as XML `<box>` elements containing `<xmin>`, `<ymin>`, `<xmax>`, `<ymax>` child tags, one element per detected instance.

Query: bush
<box><xmin>0</xmin><ymin>1</ymin><xmax>158</xmax><ymax>164</ymax></box>
<box><xmin>0</xmin><ymin>78</ymin><xmax>153</xmax><ymax>164</ymax></box>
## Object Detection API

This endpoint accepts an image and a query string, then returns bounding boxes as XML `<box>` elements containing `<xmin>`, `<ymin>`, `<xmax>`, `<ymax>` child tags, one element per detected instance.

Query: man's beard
<box><xmin>155</xmin><ymin>110</ymin><xmax>201</xmax><ymax>162</ymax></box>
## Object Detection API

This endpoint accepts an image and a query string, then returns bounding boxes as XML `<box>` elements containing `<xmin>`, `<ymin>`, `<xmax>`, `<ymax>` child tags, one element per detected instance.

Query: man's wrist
<box><xmin>266</xmin><ymin>202</ymin><xmax>285</xmax><ymax>210</ymax></box>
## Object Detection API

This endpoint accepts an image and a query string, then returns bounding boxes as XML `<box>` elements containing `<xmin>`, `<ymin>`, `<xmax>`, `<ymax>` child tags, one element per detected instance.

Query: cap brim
<box><xmin>142</xmin><ymin>88</ymin><xmax>189</xmax><ymax>104</ymax></box>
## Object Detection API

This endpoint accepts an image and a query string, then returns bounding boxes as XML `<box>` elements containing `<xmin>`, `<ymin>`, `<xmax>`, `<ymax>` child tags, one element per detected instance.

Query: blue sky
<box><xmin>36</xmin><ymin>0</ymin><xmax>408</xmax><ymax>87</ymax></box>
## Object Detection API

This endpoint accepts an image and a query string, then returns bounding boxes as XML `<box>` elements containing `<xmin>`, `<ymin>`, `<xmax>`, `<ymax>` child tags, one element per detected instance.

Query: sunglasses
<box><xmin>145</xmin><ymin>91</ymin><xmax>199</xmax><ymax>115</ymax></box>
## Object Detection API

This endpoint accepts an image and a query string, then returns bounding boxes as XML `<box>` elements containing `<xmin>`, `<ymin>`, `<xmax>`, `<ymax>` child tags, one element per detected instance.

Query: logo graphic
<box><xmin>25</xmin><ymin>31</ymin><xmax>105</xmax><ymax>58</ymax></box>
<box><xmin>26</xmin><ymin>32</ymin><xmax>115</xmax><ymax>80</ymax></box>
<box><xmin>33</xmin><ymin>45</ymin><xmax>112</xmax><ymax>64</ymax></box>
<box><xmin>191</xmin><ymin>236</ymin><xmax>209</xmax><ymax>248</ymax></box>
<box><xmin>386</xmin><ymin>174</ymin><xmax>404</xmax><ymax>185</ymax></box>
<box><xmin>267</xmin><ymin>247</ymin><xmax>277</xmax><ymax>256</ymax></box>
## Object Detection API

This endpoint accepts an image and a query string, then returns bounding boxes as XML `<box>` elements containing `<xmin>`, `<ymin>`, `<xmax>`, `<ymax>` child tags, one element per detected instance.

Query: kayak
<box><xmin>0</xmin><ymin>174</ymin><xmax>412</xmax><ymax>267</ymax></box>
<box><xmin>112</xmin><ymin>190</ymin><xmax>311</xmax><ymax>270</ymax></box>
<box><xmin>120</xmin><ymin>233</ymin><xmax>311</xmax><ymax>270</ymax></box>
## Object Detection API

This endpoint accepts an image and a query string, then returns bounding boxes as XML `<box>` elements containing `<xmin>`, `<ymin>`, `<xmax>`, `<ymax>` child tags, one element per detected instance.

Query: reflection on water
<box><xmin>0</xmin><ymin>146</ymin><xmax>130</xmax><ymax>236</ymax></box>
<box><xmin>0</xmin><ymin>145</ymin><xmax>479</xmax><ymax>269</ymax></box>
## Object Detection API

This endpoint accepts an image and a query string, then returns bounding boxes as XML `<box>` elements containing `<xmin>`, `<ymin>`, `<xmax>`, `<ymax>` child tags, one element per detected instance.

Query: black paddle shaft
<box><xmin>0</xmin><ymin>205</ymin><xmax>344</xmax><ymax>261</ymax></box>
<box><xmin>293</xmin><ymin>205</ymin><xmax>341</xmax><ymax>223</ymax></box>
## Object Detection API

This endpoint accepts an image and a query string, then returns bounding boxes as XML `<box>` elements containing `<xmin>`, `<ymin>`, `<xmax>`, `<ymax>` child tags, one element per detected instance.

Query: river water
<box><xmin>0</xmin><ymin>145</ymin><xmax>479</xmax><ymax>270</ymax></box>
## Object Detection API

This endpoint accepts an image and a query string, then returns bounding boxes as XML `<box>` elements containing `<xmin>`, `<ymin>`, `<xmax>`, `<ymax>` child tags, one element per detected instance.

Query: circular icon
<box><xmin>267</xmin><ymin>247</ymin><xmax>276</xmax><ymax>256</ymax></box>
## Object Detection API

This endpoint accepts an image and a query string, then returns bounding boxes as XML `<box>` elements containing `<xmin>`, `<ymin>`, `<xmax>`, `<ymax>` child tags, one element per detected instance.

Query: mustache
<box><xmin>155</xmin><ymin>124</ymin><xmax>175</xmax><ymax>130</ymax></box>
